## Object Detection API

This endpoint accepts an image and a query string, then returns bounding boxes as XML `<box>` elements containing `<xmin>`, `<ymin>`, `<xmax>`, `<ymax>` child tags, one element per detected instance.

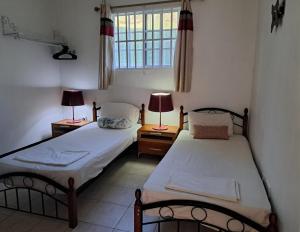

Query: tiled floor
<box><xmin>0</xmin><ymin>147</ymin><xmax>214</xmax><ymax>232</ymax></box>
<box><xmin>0</xmin><ymin>147</ymin><xmax>160</xmax><ymax>232</ymax></box>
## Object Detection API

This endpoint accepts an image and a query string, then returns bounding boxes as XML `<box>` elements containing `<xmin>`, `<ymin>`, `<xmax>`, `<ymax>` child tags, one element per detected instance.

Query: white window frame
<box><xmin>113</xmin><ymin>6</ymin><xmax>180</xmax><ymax>70</ymax></box>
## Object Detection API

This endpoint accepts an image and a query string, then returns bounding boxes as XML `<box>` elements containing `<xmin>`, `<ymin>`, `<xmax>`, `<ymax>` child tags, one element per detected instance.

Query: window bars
<box><xmin>113</xmin><ymin>7</ymin><xmax>180</xmax><ymax>69</ymax></box>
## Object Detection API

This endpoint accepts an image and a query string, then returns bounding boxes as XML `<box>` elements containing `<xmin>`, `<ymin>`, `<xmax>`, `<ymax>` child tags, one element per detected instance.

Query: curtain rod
<box><xmin>94</xmin><ymin>0</ymin><xmax>184</xmax><ymax>11</ymax></box>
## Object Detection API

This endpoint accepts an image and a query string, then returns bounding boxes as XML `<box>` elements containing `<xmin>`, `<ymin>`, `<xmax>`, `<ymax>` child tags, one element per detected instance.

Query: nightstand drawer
<box><xmin>51</xmin><ymin>120</ymin><xmax>91</xmax><ymax>137</ymax></box>
<box><xmin>52</xmin><ymin>127</ymin><xmax>76</xmax><ymax>137</ymax></box>
<box><xmin>53</xmin><ymin>124</ymin><xmax>73</xmax><ymax>129</ymax></box>
<box><xmin>52</xmin><ymin>125</ymin><xmax>74</xmax><ymax>132</ymax></box>
<box><xmin>138</xmin><ymin>141</ymin><xmax>171</xmax><ymax>156</ymax></box>
<box><xmin>137</xmin><ymin>124</ymin><xmax>179</xmax><ymax>158</ymax></box>
<box><xmin>140</xmin><ymin>133</ymin><xmax>174</xmax><ymax>141</ymax></box>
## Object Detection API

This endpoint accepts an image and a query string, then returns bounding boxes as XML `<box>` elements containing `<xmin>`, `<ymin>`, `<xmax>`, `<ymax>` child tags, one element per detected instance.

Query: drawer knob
<box><xmin>148</xmin><ymin>132</ymin><xmax>162</xmax><ymax>136</ymax></box>
<box><xmin>58</xmin><ymin>125</ymin><xmax>71</xmax><ymax>128</ymax></box>
<box><xmin>148</xmin><ymin>147</ymin><xmax>163</xmax><ymax>151</ymax></box>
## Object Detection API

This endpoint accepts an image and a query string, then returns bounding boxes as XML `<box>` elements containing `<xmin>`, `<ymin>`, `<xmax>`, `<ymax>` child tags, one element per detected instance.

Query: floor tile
<box><xmin>70</xmin><ymin>222</ymin><xmax>113</xmax><ymax>232</ymax></box>
<box><xmin>0</xmin><ymin>212</ymin><xmax>42</xmax><ymax>232</ymax></box>
<box><xmin>80</xmin><ymin>183</ymin><xmax>136</xmax><ymax>207</ymax></box>
<box><xmin>108</xmin><ymin>173</ymin><xmax>149</xmax><ymax>189</ymax></box>
<box><xmin>78</xmin><ymin>200</ymin><xmax>127</xmax><ymax>228</ymax></box>
<box><xmin>30</xmin><ymin>218</ymin><xmax>69</xmax><ymax>232</ymax></box>
<box><xmin>111</xmin><ymin>161</ymin><xmax>157</xmax><ymax>177</ymax></box>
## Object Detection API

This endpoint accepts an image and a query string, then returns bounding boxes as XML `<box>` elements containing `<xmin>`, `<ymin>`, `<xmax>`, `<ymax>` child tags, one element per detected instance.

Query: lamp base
<box><xmin>66</xmin><ymin>119</ymin><xmax>82</xmax><ymax>124</ymax></box>
<box><xmin>152</xmin><ymin>125</ymin><xmax>168</xmax><ymax>131</ymax></box>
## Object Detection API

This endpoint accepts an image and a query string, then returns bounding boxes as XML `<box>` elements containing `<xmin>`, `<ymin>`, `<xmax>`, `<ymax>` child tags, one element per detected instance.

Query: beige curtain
<box><xmin>174</xmin><ymin>0</ymin><xmax>194</xmax><ymax>92</ymax></box>
<box><xmin>99</xmin><ymin>4</ymin><xmax>114</xmax><ymax>90</ymax></box>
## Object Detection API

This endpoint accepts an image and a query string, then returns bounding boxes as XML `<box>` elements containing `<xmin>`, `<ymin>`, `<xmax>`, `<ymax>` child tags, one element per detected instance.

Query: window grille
<box><xmin>113</xmin><ymin>7</ymin><xmax>180</xmax><ymax>69</ymax></box>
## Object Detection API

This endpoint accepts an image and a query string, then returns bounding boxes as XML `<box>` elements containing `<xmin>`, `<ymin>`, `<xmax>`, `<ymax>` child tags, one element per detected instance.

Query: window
<box><xmin>113</xmin><ymin>7</ymin><xmax>180</xmax><ymax>69</ymax></box>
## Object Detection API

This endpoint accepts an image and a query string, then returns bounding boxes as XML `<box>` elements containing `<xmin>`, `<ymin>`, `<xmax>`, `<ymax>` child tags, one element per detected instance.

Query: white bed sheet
<box><xmin>143</xmin><ymin>130</ymin><xmax>271</xmax><ymax>230</ymax></box>
<box><xmin>0</xmin><ymin>122</ymin><xmax>140</xmax><ymax>189</ymax></box>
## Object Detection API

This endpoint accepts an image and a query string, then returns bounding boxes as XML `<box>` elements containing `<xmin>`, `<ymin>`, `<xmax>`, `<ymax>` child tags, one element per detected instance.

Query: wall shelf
<box><xmin>1</xmin><ymin>16</ymin><xmax>66</xmax><ymax>47</ymax></box>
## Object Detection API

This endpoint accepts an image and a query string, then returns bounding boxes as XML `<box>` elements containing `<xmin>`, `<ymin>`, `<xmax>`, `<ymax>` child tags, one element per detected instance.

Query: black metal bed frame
<box><xmin>134</xmin><ymin>106</ymin><xmax>279</xmax><ymax>232</ymax></box>
<box><xmin>180</xmin><ymin>106</ymin><xmax>248</xmax><ymax>138</ymax></box>
<box><xmin>0</xmin><ymin>172</ymin><xmax>77</xmax><ymax>227</ymax></box>
<box><xmin>134</xmin><ymin>189</ymin><xmax>278</xmax><ymax>232</ymax></box>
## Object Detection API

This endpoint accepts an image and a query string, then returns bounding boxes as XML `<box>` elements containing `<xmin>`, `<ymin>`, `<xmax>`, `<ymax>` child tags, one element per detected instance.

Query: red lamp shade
<box><xmin>62</xmin><ymin>90</ymin><xmax>84</xmax><ymax>106</ymax></box>
<box><xmin>148</xmin><ymin>93</ymin><xmax>174</xmax><ymax>113</ymax></box>
<box><xmin>148</xmin><ymin>93</ymin><xmax>173</xmax><ymax>131</ymax></box>
<box><xmin>61</xmin><ymin>90</ymin><xmax>84</xmax><ymax>124</ymax></box>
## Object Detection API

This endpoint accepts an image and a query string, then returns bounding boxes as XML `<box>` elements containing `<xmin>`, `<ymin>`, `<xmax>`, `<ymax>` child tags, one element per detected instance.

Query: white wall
<box><xmin>0</xmin><ymin>0</ymin><xmax>62</xmax><ymax>154</ymax></box>
<box><xmin>56</xmin><ymin>0</ymin><xmax>102</xmax><ymax>90</ymax></box>
<box><xmin>250</xmin><ymin>0</ymin><xmax>300</xmax><ymax>231</ymax></box>
<box><xmin>58</xmin><ymin>0</ymin><xmax>258</xmax><ymax>126</ymax></box>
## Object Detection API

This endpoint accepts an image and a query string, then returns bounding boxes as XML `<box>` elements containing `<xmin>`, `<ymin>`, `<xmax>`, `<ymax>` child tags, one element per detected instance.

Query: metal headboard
<box><xmin>92</xmin><ymin>102</ymin><xmax>145</xmax><ymax>126</ymax></box>
<box><xmin>179</xmin><ymin>106</ymin><xmax>249</xmax><ymax>138</ymax></box>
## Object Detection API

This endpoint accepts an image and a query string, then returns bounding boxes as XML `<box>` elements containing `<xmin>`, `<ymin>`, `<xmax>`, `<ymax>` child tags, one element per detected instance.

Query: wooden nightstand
<box><xmin>138</xmin><ymin>124</ymin><xmax>179</xmax><ymax>157</ymax></box>
<box><xmin>51</xmin><ymin>119</ymin><xmax>91</xmax><ymax>137</ymax></box>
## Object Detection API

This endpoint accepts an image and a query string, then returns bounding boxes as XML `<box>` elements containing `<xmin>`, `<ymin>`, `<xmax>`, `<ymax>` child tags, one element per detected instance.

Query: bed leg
<box><xmin>179</xmin><ymin>106</ymin><xmax>184</xmax><ymax>130</ymax></box>
<box><xmin>243</xmin><ymin>108</ymin><xmax>249</xmax><ymax>139</ymax></box>
<box><xmin>68</xmin><ymin>178</ymin><xmax>78</xmax><ymax>228</ymax></box>
<box><xmin>267</xmin><ymin>213</ymin><xmax>279</xmax><ymax>232</ymax></box>
<box><xmin>140</xmin><ymin>104</ymin><xmax>145</xmax><ymax>126</ymax></box>
<box><xmin>134</xmin><ymin>189</ymin><xmax>143</xmax><ymax>232</ymax></box>
<box><xmin>93</xmin><ymin>102</ymin><xmax>97</xmax><ymax>122</ymax></box>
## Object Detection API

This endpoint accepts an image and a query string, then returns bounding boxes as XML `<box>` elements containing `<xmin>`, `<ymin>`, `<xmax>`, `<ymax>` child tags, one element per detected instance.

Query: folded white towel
<box><xmin>165</xmin><ymin>172</ymin><xmax>240</xmax><ymax>202</ymax></box>
<box><xmin>14</xmin><ymin>147</ymin><xmax>89</xmax><ymax>166</ymax></box>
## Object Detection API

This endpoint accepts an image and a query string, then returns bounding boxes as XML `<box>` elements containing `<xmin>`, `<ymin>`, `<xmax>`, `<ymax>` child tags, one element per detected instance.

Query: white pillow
<box><xmin>100</xmin><ymin>102</ymin><xmax>140</xmax><ymax>123</ymax></box>
<box><xmin>188</xmin><ymin>111</ymin><xmax>234</xmax><ymax>136</ymax></box>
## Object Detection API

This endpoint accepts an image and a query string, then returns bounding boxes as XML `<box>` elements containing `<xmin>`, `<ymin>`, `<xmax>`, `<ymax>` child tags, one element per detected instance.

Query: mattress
<box><xmin>142</xmin><ymin>130</ymin><xmax>271</xmax><ymax>230</ymax></box>
<box><xmin>0</xmin><ymin>122</ymin><xmax>140</xmax><ymax>189</ymax></box>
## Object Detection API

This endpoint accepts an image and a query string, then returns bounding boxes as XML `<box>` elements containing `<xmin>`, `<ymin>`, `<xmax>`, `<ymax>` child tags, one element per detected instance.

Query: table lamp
<box><xmin>148</xmin><ymin>93</ymin><xmax>174</xmax><ymax>131</ymax></box>
<box><xmin>61</xmin><ymin>90</ymin><xmax>84</xmax><ymax>124</ymax></box>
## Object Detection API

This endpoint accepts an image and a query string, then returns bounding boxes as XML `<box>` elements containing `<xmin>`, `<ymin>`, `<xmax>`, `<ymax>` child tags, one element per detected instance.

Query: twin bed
<box><xmin>0</xmin><ymin>103</ymin><xmax>278</xmax><ymax>232</ymax></box>
<box><xmin>0</xmin><ymin>102</ymin><xmax>145</xmax><ymax>228</ymax></box>
<box><xmin>134</xmin><ymin>107</ymin><xmax>278</xmax><ymax>232</ymax></box>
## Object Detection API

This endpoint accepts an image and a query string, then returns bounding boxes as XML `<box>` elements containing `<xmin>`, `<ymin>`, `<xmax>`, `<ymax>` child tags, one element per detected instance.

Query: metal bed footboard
<box><xmin>0</xmin><ymin>172</ymin><xmax>77</xmax><ymax>228</ymax></box>
<box><xmin>134</xmin><ymin>189</ymin><xmax>278</xmax><ymax>232</ymax></box>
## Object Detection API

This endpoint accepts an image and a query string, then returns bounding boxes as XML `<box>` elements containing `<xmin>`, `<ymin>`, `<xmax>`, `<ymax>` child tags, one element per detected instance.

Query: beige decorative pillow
<box><xmin>188</xmin><ymin>112</ymin><xmax>234</xmax><ymax>136</ymax></box>
<box><xmin>193</xmin><ymin>125</ymin><xmax>229</xmax><ymax>140</ymax></box>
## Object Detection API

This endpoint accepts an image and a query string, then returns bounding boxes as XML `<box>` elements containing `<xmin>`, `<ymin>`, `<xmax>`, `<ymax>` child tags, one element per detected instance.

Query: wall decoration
<box><xmin>271</xmin><ymin>0</ymin><xmax>286</xmax><ymax>33</ymax></box>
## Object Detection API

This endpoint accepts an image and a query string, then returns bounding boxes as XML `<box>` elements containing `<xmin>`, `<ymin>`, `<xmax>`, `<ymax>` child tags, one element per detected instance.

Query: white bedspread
<box><xmin>166</xmin><ymin>173</ymin><xmax>240</xmax><ymax>202</ymax></box>
<box><xmin>0</xmin><ymin>122</ymin><xmax>140</xmax><ymax>188</ymax></box>
<box><xmin>143</xmin><ymin>130</ymin><xmax>271</xmax><ymax>230</ymax></box>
